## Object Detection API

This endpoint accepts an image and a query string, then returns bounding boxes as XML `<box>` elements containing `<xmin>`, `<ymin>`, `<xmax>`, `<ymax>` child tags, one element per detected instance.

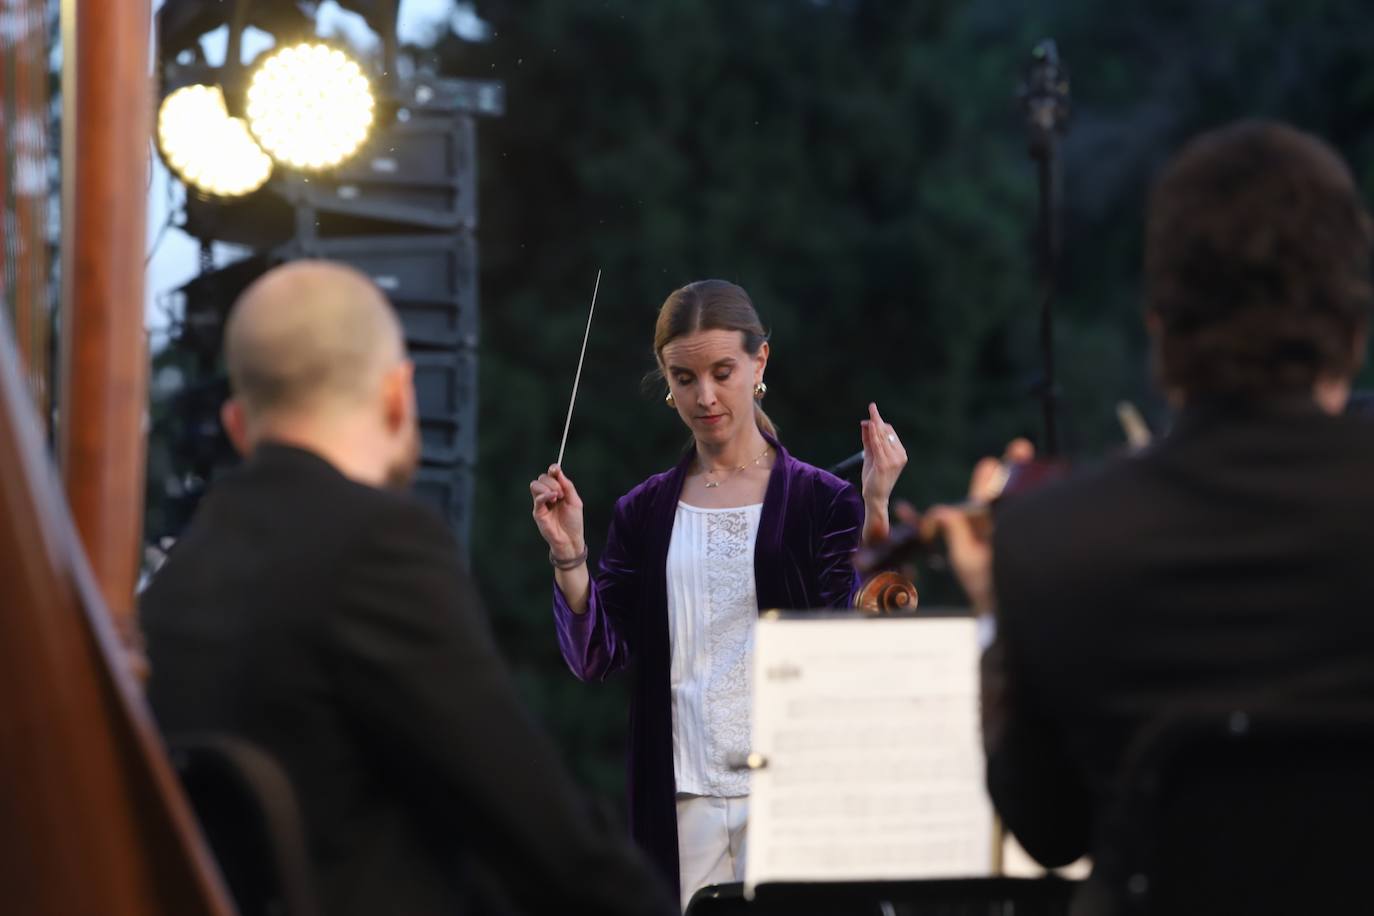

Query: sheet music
<box><xmin>745</xmin><ymin>614</ymin><xmax>994</xmax><ymax>895</ymax></box>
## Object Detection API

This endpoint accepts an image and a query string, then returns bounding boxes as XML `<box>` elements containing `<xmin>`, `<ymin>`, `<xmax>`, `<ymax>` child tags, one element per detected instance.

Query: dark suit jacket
<box><xmin>985</xmin><ymin>398</ymin><xmax>1374</xmax><ymax>874</ymax></box>
<box><xmin>142</xmin><ymin>444</ymin><xmax>674</xmax><ymax>916</ymax></box>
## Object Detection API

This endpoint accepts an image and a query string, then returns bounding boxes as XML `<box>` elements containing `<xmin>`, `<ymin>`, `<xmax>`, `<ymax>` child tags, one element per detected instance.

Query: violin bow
<box><xmin>556</xmin><ymin>269</ymin><xmax>601</xmax><ymax>469</ymax></box>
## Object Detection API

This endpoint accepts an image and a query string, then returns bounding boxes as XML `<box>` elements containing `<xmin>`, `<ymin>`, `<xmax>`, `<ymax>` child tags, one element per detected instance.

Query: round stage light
<box><xmin>157</xmin><ymin>84</ymin><xmax>273</xmax><ymax>198</ymax></box>
<box><xmin>245</xmin><ymin>43</ymin><xmax>375</xmax><ymax>171</ymax></box>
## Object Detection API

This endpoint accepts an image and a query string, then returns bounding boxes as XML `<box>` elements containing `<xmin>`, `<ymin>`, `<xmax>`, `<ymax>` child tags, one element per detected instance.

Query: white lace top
<box><xmin>666</xmin><ymin>501</ymin><xmax>762</xmax><ymax>797</ymax></box>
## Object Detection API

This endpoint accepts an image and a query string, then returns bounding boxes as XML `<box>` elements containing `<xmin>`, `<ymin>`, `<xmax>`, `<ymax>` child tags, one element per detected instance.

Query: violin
<box><xmin>851</xmin><ymin>455</ymin><xmax>1066</xmax><ymax>585</ymax></box>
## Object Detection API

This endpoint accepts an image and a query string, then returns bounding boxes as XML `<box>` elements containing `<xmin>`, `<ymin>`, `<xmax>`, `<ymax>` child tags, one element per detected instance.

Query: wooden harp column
<box><xmin>57</xmin><ymin>0</ymin><xmax>152</xmax><ymax>630</ymax></box>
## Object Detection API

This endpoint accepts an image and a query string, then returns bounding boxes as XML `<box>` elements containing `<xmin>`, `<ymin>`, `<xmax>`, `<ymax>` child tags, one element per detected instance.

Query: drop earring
<box><xmin>665</xmin><ymin>392</ymin><xmax>676</xmax><ymax>408</ymax></box>
<box><xmin>754</xmin><ymin>381</ymin><xmax>767</xmax><ymax>400</ymax></box>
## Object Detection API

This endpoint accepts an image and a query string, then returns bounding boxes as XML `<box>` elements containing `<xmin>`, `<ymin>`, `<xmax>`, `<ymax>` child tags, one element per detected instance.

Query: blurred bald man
<box><xmin>142</xmin><ymin>262</ymin><xmax>674</xmax><ymax>916</ymax></box>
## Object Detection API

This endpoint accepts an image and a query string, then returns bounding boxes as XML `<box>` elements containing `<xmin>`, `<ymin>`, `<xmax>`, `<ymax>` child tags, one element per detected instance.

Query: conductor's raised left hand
<box><xmin>860</xmin><ymin>401</ymin><xmax>907</xmax><ymax>506</ymax></box>
<box><xmin>860</xmin><ymin>401</ymin><xmax>907</xmax><ymax>544</ymax></box>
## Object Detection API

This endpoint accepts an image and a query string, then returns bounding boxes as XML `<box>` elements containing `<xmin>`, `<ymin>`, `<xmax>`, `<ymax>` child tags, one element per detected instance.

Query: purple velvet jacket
<box><xmin>551</xmin><ymin>435</ymin><xmax>863</xmax><ymax>898</ymax></box>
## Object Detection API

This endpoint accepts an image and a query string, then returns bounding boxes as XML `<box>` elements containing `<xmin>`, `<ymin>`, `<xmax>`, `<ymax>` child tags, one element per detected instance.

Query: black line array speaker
<box><xmin>296</xmin><ymin>115</ymin><xmax>478</xmax><ymax>231</ymax></box>
<box><xmin>287</xmin><ymin>233</ymin><xmax>479</xmax><ymax>350</ymax></box>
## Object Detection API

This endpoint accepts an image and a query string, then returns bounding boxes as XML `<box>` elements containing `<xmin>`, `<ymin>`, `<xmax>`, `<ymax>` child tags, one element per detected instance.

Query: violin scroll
<box><xmin>853</xmin><ymin>570</ymin><xmax>920</xmax><ymax>615</ymax></box>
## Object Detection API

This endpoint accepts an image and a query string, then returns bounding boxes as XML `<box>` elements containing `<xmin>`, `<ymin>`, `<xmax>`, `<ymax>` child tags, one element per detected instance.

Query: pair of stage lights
<box><xmin>158</xmin><ymin>42</ymin><xmax>376</xmax><ymax>198</ymax></box>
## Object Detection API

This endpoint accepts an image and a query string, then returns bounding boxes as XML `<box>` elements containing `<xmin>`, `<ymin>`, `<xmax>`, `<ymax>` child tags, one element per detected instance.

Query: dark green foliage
<box><xmin>423</xmin><ymin>0</ymin><xmax>1374</xmax><ymax>801</ymax></box>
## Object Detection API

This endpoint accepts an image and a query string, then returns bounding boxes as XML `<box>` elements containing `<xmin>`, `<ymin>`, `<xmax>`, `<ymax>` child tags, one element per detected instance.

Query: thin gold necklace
<box><xmin>702</xmin><ymin>444</ymin><xmax>771</xmax><ymax>488</ymax></box>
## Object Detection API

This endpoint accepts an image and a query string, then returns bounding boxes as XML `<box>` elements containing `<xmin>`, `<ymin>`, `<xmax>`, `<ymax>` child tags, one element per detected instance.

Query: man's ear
<box><xmin>220</xmin><ymin>398</ymin><xmax>251</xmax><ymax>456</ymax></box>
<box><xmin>382</xmin><ymin>360</ymin><xmax>415</xmax><ymax>432</ymax></box>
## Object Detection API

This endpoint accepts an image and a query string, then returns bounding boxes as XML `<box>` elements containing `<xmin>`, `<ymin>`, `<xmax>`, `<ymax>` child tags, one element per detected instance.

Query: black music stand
<box><xmin>686</xmin><ymin>878</ymin><xmax>1077</xmax><ymax>916</ymax></box>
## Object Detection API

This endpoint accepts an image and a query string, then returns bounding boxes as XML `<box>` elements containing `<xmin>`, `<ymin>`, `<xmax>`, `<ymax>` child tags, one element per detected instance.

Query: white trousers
<box><xmin>676</xmin><ymin>794</ymin><xmax>749</xmax><ymax>912</ymax></box>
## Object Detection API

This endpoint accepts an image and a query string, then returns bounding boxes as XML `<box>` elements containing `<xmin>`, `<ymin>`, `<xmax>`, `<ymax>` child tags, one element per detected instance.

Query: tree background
<box><xmin>172</xmin><ymin>0</ymin><xmax>1374</xmax><ymax>802</ymax></box>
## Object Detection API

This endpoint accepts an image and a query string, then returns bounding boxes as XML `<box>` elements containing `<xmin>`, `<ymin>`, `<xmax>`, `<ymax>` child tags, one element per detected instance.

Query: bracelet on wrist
<box><xmin>549</xmin><ymin>544</ymin><xmax>589</xmax><ymax>570</ymax></box>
